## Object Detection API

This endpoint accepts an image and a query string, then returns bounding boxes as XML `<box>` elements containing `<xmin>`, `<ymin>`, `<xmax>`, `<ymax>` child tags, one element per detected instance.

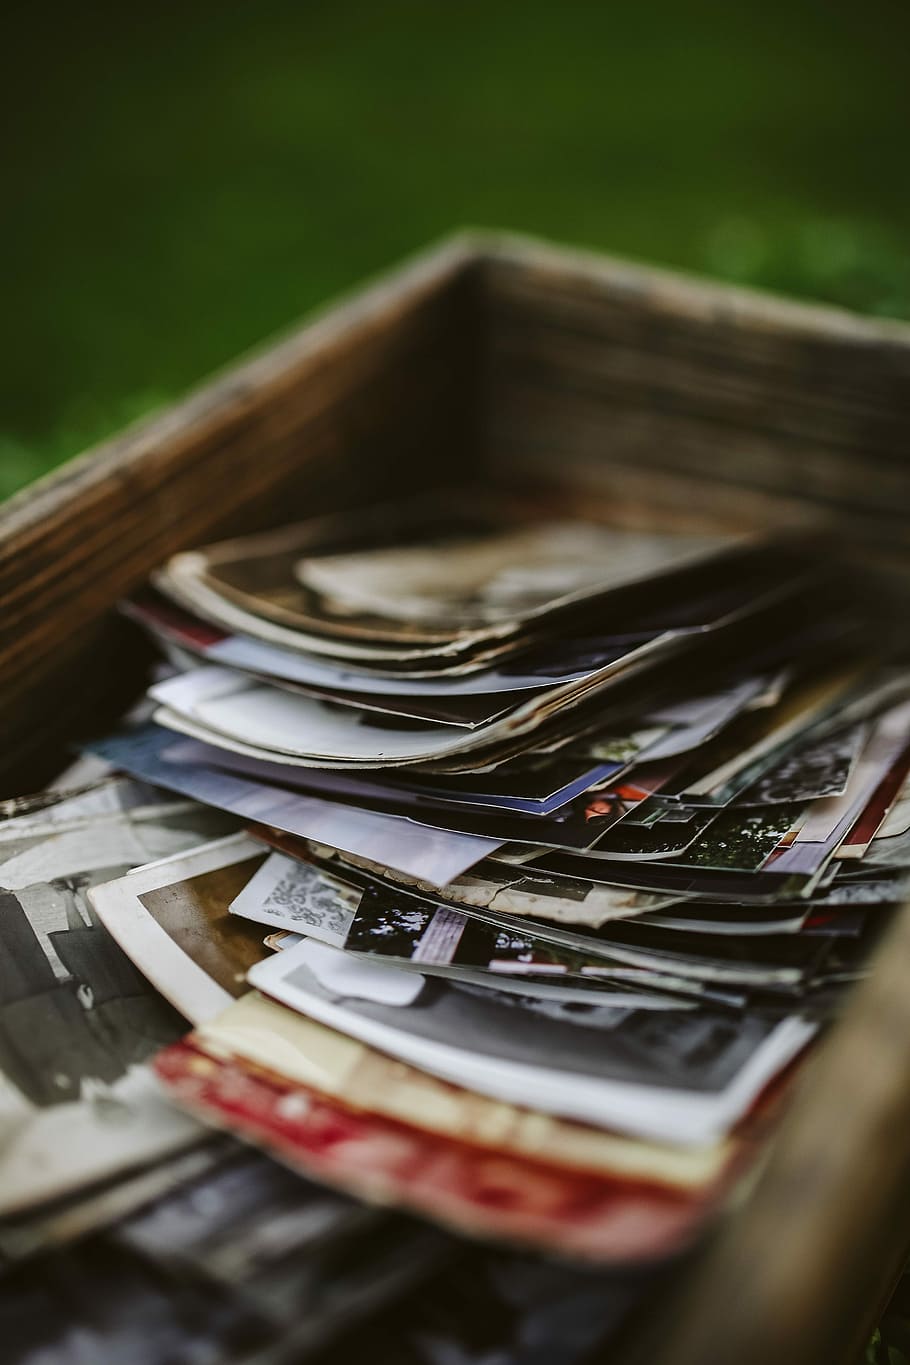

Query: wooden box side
<box><xmin>0</xmin><ymin>239</ymin><xmax>484</xmax><ymax>793</ymax></box>
<box><xmin>478</xmin><ymin>233</ymin><xmax>910</xmax><ymax>552</ymax></box>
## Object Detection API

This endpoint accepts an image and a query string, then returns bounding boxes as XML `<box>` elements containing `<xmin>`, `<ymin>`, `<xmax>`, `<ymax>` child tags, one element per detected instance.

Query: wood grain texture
<box><xmin>478</xmin><ymin>234</ymin><xmax>910</xmax><ymax>552</ymax></box>
<box><xmin>3</xmin><ymin>230</ymin><xmax>910</xmax><ymax>1362</ymax></box>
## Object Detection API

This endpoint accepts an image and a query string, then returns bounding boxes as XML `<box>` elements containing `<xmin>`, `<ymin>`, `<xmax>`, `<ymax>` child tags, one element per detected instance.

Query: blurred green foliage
<box><xmin>3</xmin><ymin>0</ymin><xmax>909</xmax><ymax>499</ymax></box>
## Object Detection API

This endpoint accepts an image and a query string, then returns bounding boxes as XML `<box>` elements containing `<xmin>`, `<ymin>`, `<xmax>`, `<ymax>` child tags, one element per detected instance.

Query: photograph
<box><xmin>583</xmin><ymin>799</ymin><xmax>721</xmax><ymax>861</ymax></box>
<box><xmin>873</xmin><ymin>767</ymin><xmax>910</xmax><ymax>840</ymax></box>
<box><xmin>670</xmin><ymin>663</ymin><xmax>864</xmax><ymax>805</ymax></box>
<box><xmin>233</xmin><ymin>761</ymin><xmax>686</xmax><ymax>855</ymax></box>
<box><xmin>229</xmin><ymin>850</ymin><xmax>359</xmax><ymax>944</ymax></box>
<box><xmin>864</xmin><ymin>828</ymin><xmax>910</xmax><ymax>870</ymax></box>
<box><xmin>0</xmin><ymin>1141</ymin><xmax>440</xmax><ymax>1365</ymax></box>
<box><xmin>0</xmin><ymin>780</ymin><xmax>231</xmax><ymax>1216</ymax></box>
<box><xmin>346</xmin><ymin>885</ymin><xmax>635</xmax><ymax>974</ymax></box>
<box><xmin>344</xmin><ymin>882</ymin><xmax>826</xmax><ymax>994</ymax></box>
<box><xmin>90</xmin><ymin>723</ymin><xmax>502</xmax><ymax>883</ymax></box>
<box><xmin>249</xmin><ymin>938</ymin><xmax>815</xmax><ymax>1142</ymax></box>
<box><xmin>0</xmin><ymin>1143</ymin><xmax>224</xmax><ymax>1265</ymax></box>
<box><xmin>192</xmin><ymin>990</ymin><xmax>735</xmax><ymax>1188</ymax></box>
<box><xmin>736</xmin><ymin>721</ymin><xmax>866</xmax><ymax>806</ymax></box>
<box><xmin>146</xmin><ymin>640</ymin><xmax>683</xmax><ymax>769</ymax></box>
<box><xmin>89</xmin><ymin>834</ymin><xmax>274</xmax><ymax>1024</ymax></box>
<box><xmin>157</xmin><ymin>1034</ymin><xmax>716</xmax><ymax>1262</ymax></box>
<box><xmin>168</xmin><ymin>490</ymin><xmax>738</xmax><ymax>643</ymax></box>
<box><xmin>297</xmin><ymin>510</ymin><xmax>737</xmax><ymax>631</ymax></box>
<box><xmin>318</xmin><ymin>846</ymin><xmax>685</xmax><ymax>928</ymax></box>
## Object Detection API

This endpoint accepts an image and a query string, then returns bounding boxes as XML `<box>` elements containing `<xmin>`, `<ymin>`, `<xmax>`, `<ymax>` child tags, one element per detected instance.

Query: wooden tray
<box><xmin>3</xmin><ymin>232</ymin><xmax>910</xmax><ymax>1364</ymax></box>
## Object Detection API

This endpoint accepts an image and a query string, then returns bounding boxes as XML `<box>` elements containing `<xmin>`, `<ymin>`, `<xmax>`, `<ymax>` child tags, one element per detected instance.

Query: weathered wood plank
<box><xmin>478</xmin><ymin>235</ymin><xmax>910</xmax><ymax>549</ymax></box>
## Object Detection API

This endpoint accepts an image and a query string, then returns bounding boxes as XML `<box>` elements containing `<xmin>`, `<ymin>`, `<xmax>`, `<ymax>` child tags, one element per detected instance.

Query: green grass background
<box><xmin>3</xmin><ymin>0</ymin><xmax>910</xmax><ymax>499</ymax></box>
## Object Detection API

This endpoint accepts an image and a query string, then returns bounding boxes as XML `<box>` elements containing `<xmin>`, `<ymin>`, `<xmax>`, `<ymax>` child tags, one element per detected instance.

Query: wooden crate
<box><xmin>2</xmin><ymin>232</ymin><xmax>910</xmax><ymax>1364</ymax></box>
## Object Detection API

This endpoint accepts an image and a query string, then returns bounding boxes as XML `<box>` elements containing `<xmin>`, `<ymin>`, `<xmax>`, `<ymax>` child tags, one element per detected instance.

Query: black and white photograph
<box><xmin>0</xmin><ymin>781</ymin><xmax>232</xmax><ymax>1215</ymax></box>
<box><xmin>249</xmin><ymin>937</ymin><xmax>816</xmax><ymax>1142</ymax></box>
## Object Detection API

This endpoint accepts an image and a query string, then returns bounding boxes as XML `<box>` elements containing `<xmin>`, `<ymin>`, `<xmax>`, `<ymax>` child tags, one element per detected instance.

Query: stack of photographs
<box><xmin>82</xmin><ymin>490</ymin><xmax>910</xmax><ymax>1253</ymax></box>
<box><xmin>0</xmin><ymin>772</ymin><xmax>467</xmax><ymax>1363</ymax></box>
<box><xmin>5</xmin><ymin>486</ymin><xmax>909</xmax><ymax>1358</ymax></box>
